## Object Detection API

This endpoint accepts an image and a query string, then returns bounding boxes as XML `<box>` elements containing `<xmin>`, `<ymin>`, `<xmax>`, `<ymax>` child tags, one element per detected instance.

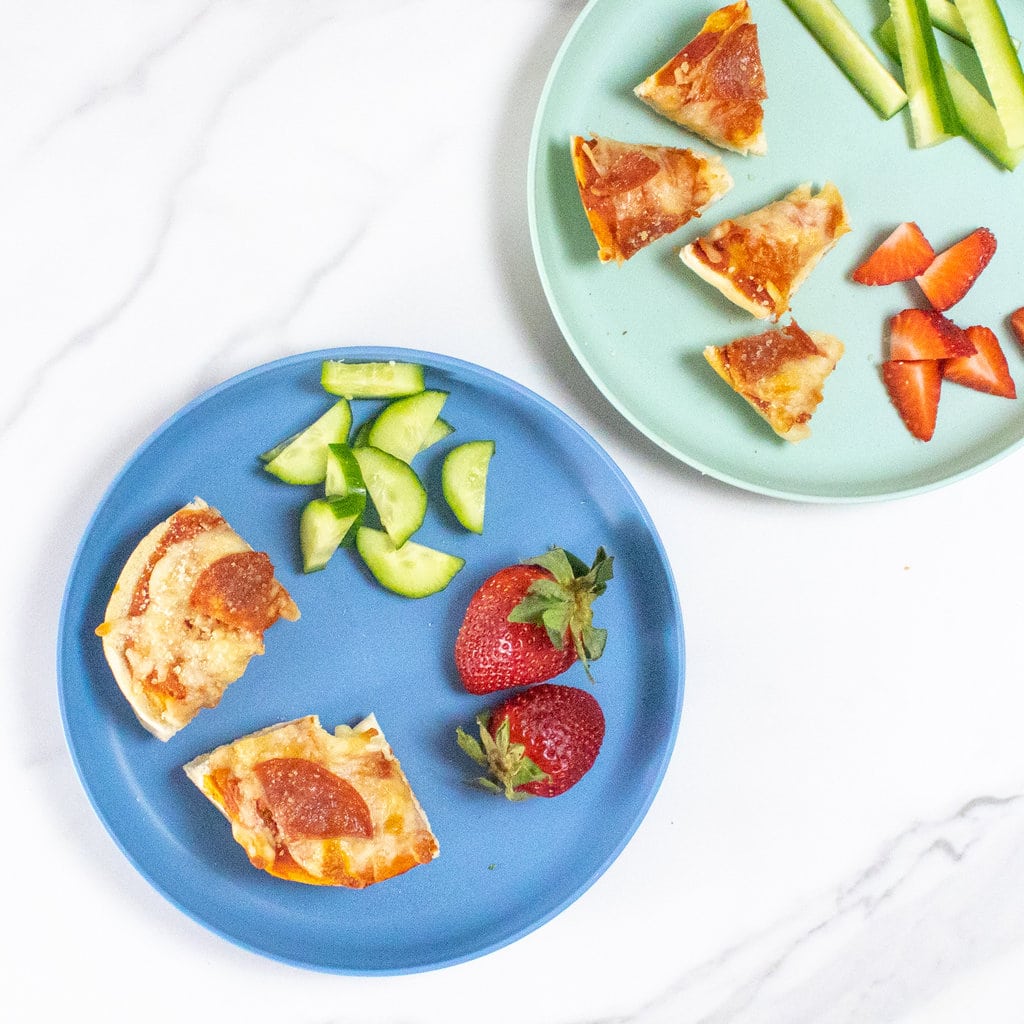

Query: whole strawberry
<box><xmin>456</xmin><ymin>683</ymin><xmax>605</xmax><ymax>799</ymax></box>
<box><xmin>454</xmin><ymin>546</ymin><xmax>613</xmax><ymax>694</ymax></box>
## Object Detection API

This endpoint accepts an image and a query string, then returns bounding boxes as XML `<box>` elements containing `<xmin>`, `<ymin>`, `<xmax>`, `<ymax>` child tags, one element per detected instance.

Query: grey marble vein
<box><xmin>2</xmin><ymin>5</ymin><xmax>340</xmax><ymax>438</ymax></box>
<box><xmin>592</xmin><ymin>790</ymin><xmax>1024</xmax><ymax>1024</ymax></box>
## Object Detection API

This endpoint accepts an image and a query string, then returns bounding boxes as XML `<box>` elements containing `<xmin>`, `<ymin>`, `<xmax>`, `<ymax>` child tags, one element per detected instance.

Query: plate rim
<box><xmin>526</xmin><ymin>0</ymin><xmax>1024</xmax><ymax>504</ymax></box>
<box><xmin>56</xmin><ymin>344</ymin><xmax>686</xmax><ymax>975</ymax></box>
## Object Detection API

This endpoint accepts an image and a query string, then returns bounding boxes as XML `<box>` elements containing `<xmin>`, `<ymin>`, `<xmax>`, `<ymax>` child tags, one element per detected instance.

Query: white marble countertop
<box><xmin>6</xmin><ymin>1</ymin><xmax>1024</xmax><ymax>1020</ymax></box>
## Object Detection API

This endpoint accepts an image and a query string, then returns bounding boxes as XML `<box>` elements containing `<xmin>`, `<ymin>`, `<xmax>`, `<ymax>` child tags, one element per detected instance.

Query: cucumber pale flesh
<box><xmin>355</xmin><ymin>527</ymin><xmax>465</xmax><ymax>597</ymax></box>
<box><xmin>321</xmin><ymin>360</ymin><xmax>425</xmax><ymax>399</ymax></box>
<box><xmin>442</xmin><ymin>440</ymin><xmax>494</xmax><ymax>533</ymax></box>
<box><xmin>263</xmin><ymin>399</ymin><xmax>353</xmax><ymax>485</ymax></box>
<box><xmin>352</xmin><ymin>445</ymin><xmax>427</xmax><ymax>548</ymax></box>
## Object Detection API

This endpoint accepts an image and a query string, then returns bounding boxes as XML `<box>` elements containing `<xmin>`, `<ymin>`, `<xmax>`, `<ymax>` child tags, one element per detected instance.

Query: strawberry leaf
<box><xmin>457</xmin><ymin>712</ymin><xmax>551</xmax><ymax>800</ymax></box>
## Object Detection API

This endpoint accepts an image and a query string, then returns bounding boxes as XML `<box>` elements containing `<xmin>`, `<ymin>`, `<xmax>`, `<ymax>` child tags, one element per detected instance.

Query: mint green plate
<box><xmin>528</xmin><ymin>0</ymin><xmax>1024</xmax><ymax>502</ymax></box>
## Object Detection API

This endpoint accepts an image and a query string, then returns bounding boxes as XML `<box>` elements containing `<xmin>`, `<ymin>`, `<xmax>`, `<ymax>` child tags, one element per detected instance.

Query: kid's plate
<box><xmin>528</xmin><ymin>0</ymin><xmax>1024</xmax><ymax>501</ymax></box>
<box><xmin>57</xmin><ymin>347</ymin><xmax>684</xmax><ymax>974</ymax></box>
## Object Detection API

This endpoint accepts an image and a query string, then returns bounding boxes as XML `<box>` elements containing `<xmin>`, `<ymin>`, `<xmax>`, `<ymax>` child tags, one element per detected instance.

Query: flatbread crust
<box><xmin>96</xmin><ymin>498</ymin><xmax>299</xmax><ymax>741</ymax></box>
<box><xmin>681</xmin><ymin>182</ymin><xmax>851</xmax><ymax>320</ymax></box>
<box><xmin>704</xmin><ymin>321</ymin><xmax>844</xmax><ymax>442</ymax></box>
<box><xmin>634</xmin><ymin>0</ymin><xmax>767</xmax><ymax>156</ymax></box>
<box><xmin>183</xmin><ymin>715</ymin><xmax>439</xmax><ymax>887</ymax></box>
<box><xmin>571</xmin><ymin>134</ymin><xmax>732</xmax><ymax>263</ymax></box>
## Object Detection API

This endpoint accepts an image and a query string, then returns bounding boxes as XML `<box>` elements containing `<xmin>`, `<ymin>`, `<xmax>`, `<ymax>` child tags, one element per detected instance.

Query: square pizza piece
<box><xmin>704</xmin><ymin>320</ymin><xmax>844</xmax><ymax>442</ymax></box>
<box><xmin>184</xmin><ymin>714</ymin><xmax>439</xmax><ymax>888</ymax></box>
<box><xmin>571</xmin><ymin>134</ymin><xmax>732</xmax><ymax>263</ymax></box>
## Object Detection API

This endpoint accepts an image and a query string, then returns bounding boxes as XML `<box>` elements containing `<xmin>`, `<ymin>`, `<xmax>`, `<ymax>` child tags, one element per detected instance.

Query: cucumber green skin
<box><xmin>321</xmin><ymin>360</ymin><xmax>425</xmax><ymax>399</ymax></box>
<box><xmin>367</xmin><ymin>390</ymin><xmax>449</xmax><ymax>463</ymax></box>
<box><xmin>890</xmin><ymin>0</ymin><xmax>960</xmax><ymax>146</ymax></box>
<box><xmin>956</xmin><ymin>0</ymin><xmax>1024</xmax><ymax>148</ymax></box>
<box><xmin>300</xmin><ymin>496</ymin><xmax>362</xmax><ymax>572</ymax></box>
<box><xmin>782</xmin><ymin>0</ymin><xmax>907</xmax><ymax>117</ymax></box>
<box><xmin>325</xmin><ymin>442</ymin><xmax>367</xmax><ymax>499</ymax></box>
<box><xmin>352</xmin><ymin>445</ymin><xmax>427</xmax><ymax>548</ymax></box>
<box><xmin>878</xmin><ymin>17</ymin><xmax>1024</xmax><ymax>167</ymax></box>
<box><xmin>355</xmin><ymin>527</ymin><xmax>465</xmax><ymax>598</ymax></box>
<box><xmin>442</xmin><ymin>440</ymin><xmax>495</xmax><ymax>534</ymax></box>
<box><xmin>263</xmin><ymin>399</ymin><xmax>352</xmax><ymax>485</ymax></box>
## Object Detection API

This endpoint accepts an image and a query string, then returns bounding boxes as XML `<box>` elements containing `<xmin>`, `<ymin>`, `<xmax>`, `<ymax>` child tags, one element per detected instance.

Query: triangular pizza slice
<box><xmin>704</xmin><ymin>320</ymin><xmax>844</xmax><ymax>442</ymax></box>
<box><xmin>680</xmin><ymin>182</ymin><xmax>851</xmax><ymax>320</ymax></box>
<box><xmin>634</xmin><ymin>0</ymin><xmax>767</xmax><ymax>156</ymax></box>
<box><xmin>571</xmin><ymin>134</ymin><xmax>732</xmax><ymax>263</ymax></box>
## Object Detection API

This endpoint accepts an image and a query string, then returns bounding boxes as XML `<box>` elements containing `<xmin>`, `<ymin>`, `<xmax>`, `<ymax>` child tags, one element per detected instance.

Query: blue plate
<box><xmin>57</xmin><ymin>347</ymin><xmax>685</xmax><ymax>974</ymax></box>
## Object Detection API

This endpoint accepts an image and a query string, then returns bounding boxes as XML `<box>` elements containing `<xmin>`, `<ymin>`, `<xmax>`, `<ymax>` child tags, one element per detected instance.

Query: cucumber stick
<box><xmin>352</xmin><ymin>445</ymin><xmax>427</xmax><ymax>548</ymax></box>
<box><xmin>321</xmin><ymin>360</ymin><xmax>425</xmax><ymax>399</ymax></box>
<box><xmin>263</xmin><ymin>399</ymin><xmax>352</xmax><ymax>485</ymax></box>
<box><xmin>355</xmin><ymin>527</ymin><xmax>464</xmax><ymax>598</ymax></box>
<box><xmin>442</xmin><ymin>440</ymin><xmax>494</xmax><ymax>534</ymax></box>
<box><xmin>955</xmin><ymin>0</ymin><xmax>1024</xmax><ymax>148</ymax></box>
<box><xmin>889</xmin><ymin>0</ymin><xmax>959</xmax><ymax>146</ymax></box>
<box><xmin>782</xmin><ymin>0</ymin><xmax>907</xmax><ymax>117</ymax></box>
<box><xmin>877</xmin><ymin>18</ymin><xmax>1023</xmax><ymax>167</ymax></box>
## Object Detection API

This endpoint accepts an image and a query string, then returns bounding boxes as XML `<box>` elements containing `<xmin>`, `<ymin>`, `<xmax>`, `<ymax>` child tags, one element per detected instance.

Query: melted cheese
<box><xmin>634</xmin><ymin>0</ymin><xmax>767</xmax><ymax>156</ymax></box>
<box><xmin>571</xmin><ymin>135</ymin><xmax>732</xmax><ymax>263</ymax></box>
<box><xmin>704</xmin><ymin>324</ymin><xmax>844</xmax><ymax>442</ymax></box>
<box><xmin>98</xmin><ymin>500</ymin><xmax>299</xmax><ymax>740</ymax></box>
<box><xmin>184</xmin><ymin>715</ymin><xmax>439</xmax><ymax>888</ymax></box>
<box><xmin>681</xmin><ymin>182</ymin><xmax>850</xmax><ymax>320</ymax></box>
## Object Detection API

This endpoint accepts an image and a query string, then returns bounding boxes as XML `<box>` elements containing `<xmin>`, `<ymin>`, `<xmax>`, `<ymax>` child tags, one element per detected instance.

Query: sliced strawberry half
<box><xmin>851</xmin><ymin>222</ymin><xmax>935</xmax><ymax>285</ymax></box>
<box><xmin>882</xmin><ymin>359</ymin><xmax>942</xmax><ymax>441</ymax></box>
<box><xmin>916</xmin><ymin>227</ymin><xmax>997</xmax><ymax>311</ymax></box>
<box><xmin>1011</xmin><ymin>307</ymin><xmax>1024</xmax><ymax>348</ymax></box>
<box><xmin>942</xmin><ymin>325</ymin><xmax>1016</xmax><ymax>399</ymax></box>
<box><xmin>888</xmin><ymin>308</ymin><xmax>975</xmax><ymax>361</ymax></box>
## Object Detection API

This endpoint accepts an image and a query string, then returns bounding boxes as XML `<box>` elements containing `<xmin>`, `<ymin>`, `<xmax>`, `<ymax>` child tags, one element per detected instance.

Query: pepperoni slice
<box><xmin>189</xmin><ymin>550</ymin><xmax>286</xmax><ymax>634</ymax></box>
<box><xmin>128</xmin><ymin>506</ymin><xmax>224</xmax><ymax>616</ymax></box>
<box><xmin>253</xmin><ymin>758</ymin><xmax>373</xmax><ymax>840</ymax></box>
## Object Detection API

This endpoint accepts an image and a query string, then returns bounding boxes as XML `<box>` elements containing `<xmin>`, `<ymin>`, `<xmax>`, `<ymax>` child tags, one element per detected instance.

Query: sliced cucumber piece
<box><xmin>889</xmin><ymin>0</ymin><xmax>959</xmax><ymax>147</ymax></box>
<box><xmin>956</xmin><ymin>0</ymin><xmax>1024</xmax><ymax>148</ymax></box>
<box><xmin>321</xmin><ymin>360</ymin><xmax>425</xmax><ymax>399</ymax></box>
<box><xmin>263</xmin><ymin>399</ymin><xmax>352</xmax><ymax>485</ymax></box>
<box><xmin>352</xmin><ymin>445</ymin><xmax>427</xmax><ymax>547</ymax></box>
<box><xmin>355</xmin><ymin>527</ymin><xmax>465</xmax><ymax>598</ymax></box>
<box><xmin>878</xmin><ymin>16</ymin><xmax>1024</xmax><ymax>167</ymax></box>
<box><xmin>299</xmin><ymin>496</ymin><xmax>363</xmax><ymax>573</ymax></box>
<box><xmin>442</xmin><ymin>440</ymin><xmax>495</xmax><ymax>534</ymax></box>
<box><xmin>945</xmin><ymin>59</ymin><xmax>1024</xmax><ymax>168</ymax></box>
<box><xmin>259</xmin><ymin>429</ymin><xmax>300</xmax><ymax>463</ymax></box>
<box><xmin>782</xmin><ymin>0</ymin><xmax>907</xmax><ymax>118</ymax></box>
<box><xmin>325</xmin><ymin>442</ymin><xmax>367</xmax><ymax>499</ymax></box>
<box><xmin>366</xmin><ymin>390</ymin><xmax>448</xmax><ymax>463</ymax></box>
<box><xmin>351</xmin><ymin>417</ymin><xmax>374</xmax><ymax>448</ymax></box>
<box><xmin>420</xmin><ymin>417</ymin><xmax>454</xmax><ymax>452</ymax></box>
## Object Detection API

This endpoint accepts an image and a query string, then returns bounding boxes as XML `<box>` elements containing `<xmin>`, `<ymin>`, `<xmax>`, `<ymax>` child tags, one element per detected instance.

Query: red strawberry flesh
<box><xmin>882</xmin><ymin>359</ymin><xmax>941</xmax><ymax>441</ymax></box>
<box><xmin>942</xmin><ymin>324</ymin><xmax>1016</xmax><ymax>398</ymax></box>
<box><xmin>1011</xmin><ymin>307</ymin><xmax>1024</xmax><ymax>348</ymax></box>
<box><xmin>888</xmin><ymin>308</ymin><xmax>975</xmax><ymax>361</ymax></box>
<box><xmin>916</xmin><ymin>227</ymin><xmax>997</xmax><ymax>311</ymax></box>
<box><xmin>454</xmin><ymin>547</ymin><xmax>612</xmax><ymax>695</ymax></box>
<box><xmin>457</xmin><ymin>683</ymin><xmax>605</xmax><ymax>798</ymax></box>
<box><xmin>455</xmin><ymin>564</ymin><xmax>575</xmax><ymax>694</ymax></box>
<box><xmin>852</xmin><ymin>221</ymin><xmax>935</xmax><ymax>285</ymax></box>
